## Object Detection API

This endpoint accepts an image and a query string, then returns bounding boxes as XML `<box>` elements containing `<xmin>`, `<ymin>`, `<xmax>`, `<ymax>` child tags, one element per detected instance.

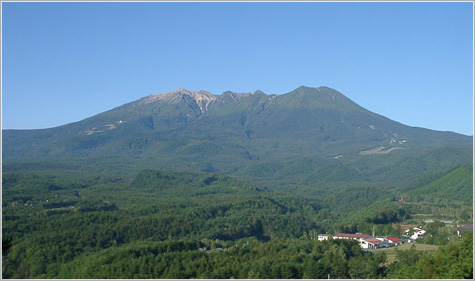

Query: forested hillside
<box><xmin>2</xmin><ymin>166</ymin><xmax>473</xmax><ymax>278</ymax></box>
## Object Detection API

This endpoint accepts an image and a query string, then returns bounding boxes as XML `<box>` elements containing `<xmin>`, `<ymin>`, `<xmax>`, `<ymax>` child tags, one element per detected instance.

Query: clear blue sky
<box><xmin>2</xmin><ymin>2</ymin><xmax>473</xmax><ymax>135</ymax></box>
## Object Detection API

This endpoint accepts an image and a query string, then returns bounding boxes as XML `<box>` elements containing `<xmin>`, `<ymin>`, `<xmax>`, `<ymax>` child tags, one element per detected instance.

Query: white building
<box><xmin>403</xmin><ymin>227</ymin><xmax>426</xmax><ymax>240</ymax></box>
<box><xmin>361</xmin><ymin>238</ymin><xmax>389</xmax><ymax>249</ymax></box>
<box><xmin>317</xmin><ymin>234</ymin><xmax>333</xmax><ymax>241</ymax></box>
<box><xmin>317</xmin><ymin>233</ymin><xmax>403</xmax><ymax>249</ymax></box>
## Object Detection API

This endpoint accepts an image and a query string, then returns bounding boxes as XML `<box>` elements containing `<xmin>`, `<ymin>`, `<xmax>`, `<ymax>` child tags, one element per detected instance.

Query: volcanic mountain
<box><xmin>2</xmin><ymin>86</ymin><xmax>472</xmax><ymax>185</ymax></box>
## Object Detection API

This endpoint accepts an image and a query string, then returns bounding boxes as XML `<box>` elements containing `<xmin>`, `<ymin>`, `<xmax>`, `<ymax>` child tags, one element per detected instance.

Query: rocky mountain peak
<box><xmin>138</xmin><ymin>88</ymin><xmax>217</xmax><ymax>106</ymax></box>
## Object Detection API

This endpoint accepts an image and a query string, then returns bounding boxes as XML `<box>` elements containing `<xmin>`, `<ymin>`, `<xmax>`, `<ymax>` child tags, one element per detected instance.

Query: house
<box><xmin>404</xmin><ymin>227</ymin><xmax>426</xmax><ymax>240</ymax></box>
<box><xmin>386</xmin><ymin>237</ymin><xmax>403</xmax><ymax>246</ymax></box>
<box><xmin>412</xmin><ymin>228</ymin><xmax>426</xmax><ymax>239</ymax></box>
<box><xmin>457</xmin><ymin>224</ymin><xmax>473</xmax><ymax>236</ymax></box>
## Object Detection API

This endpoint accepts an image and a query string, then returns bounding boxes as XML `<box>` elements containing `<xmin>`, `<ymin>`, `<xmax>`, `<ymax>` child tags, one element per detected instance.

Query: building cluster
<box><xmin>402</xmin><ymin>227</ymin><xmax>426</xmax><ymax>240</ymax></box>
<box><xmin>317</xmin><ymin>233</ymin><xmax>403</xmax><ymax>249</ymax></box>
<box><xmin>318</xmin><ymin>223</ymin><xmax>473</xmax><ymax>250</ymax></box>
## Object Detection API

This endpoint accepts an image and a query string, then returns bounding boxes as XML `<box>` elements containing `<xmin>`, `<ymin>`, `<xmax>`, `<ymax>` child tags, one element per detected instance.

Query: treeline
<box><xmin>53</xmin><ymin>238</ymin><xmax>387</xmax><ymax>279</ymax></box>
<box><xmin>1</xmin><ymin>170</ymin><xmax>327</xmax><ymax>278</ymax></box>
<box><xmin>2</xmin><ymin>168</ymin><xmax>473</xmax><ymax>279</ymax></box>
<box><xmin>3</xmin><ymin>229</ymin><xmax>472</xmax><ymax>279</ymax></box>
<box><xmin>2</xmin><ymin>196</ymin><xmax>327</xmax><ymax>278</ymax></box>
<box><xmin>386</xmin><ymin>232</ymin><xmax>473</xmax><ymax>278</ymax></box>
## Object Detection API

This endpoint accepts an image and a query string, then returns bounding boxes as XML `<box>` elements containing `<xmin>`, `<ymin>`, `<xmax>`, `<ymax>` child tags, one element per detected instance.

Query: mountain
<box><xmin>2</xmin><ymin>86</ymin><xmax>472</xmax><ymax>186</ymax></box>
<box><xmin>406</xmin><ymin>165</ymin><xmax>473</xmax><ymax>203</ymax></box>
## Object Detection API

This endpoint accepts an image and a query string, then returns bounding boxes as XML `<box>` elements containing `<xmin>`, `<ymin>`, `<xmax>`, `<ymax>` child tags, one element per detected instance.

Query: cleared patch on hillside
<box><xmin>378</xmin><ymin>242</ymin><xmax>440</xmax><ymax>264</ymax></box>
<box><xmin>359</xmin><ymin>145</ymin><xmax>404</xmax><ymax>155</ymax></box>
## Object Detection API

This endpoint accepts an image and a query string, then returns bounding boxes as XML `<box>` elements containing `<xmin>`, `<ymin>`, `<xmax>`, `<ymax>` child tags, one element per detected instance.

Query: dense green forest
<box><xmin>2</xmin><ymin>165</ymin><xmax>473</xmax><ymax>279</ymax></box>
<box><xmin>3</xmin><ymin>87</ymin><xmax>472</xmax><ymax>278</ymax></box>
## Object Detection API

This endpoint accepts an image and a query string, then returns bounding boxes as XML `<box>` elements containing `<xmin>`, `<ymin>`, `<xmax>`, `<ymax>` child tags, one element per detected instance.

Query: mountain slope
<box><xmin>406</xmin><ymin>165</ymin><xmax>473</xmax><ymax>203</ymax></box>
<box><xmin>3</xmin><ymin>86</ymin><xmax>472</xmax><ymax>184</ymax></box>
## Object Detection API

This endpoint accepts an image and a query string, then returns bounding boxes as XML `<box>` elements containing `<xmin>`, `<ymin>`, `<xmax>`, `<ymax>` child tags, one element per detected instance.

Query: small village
<box><xmin>317</xmin><ymin>226</ymin><xmax>427</xmax><ymax>250</ymax></box>
<box><xmin>317</xmin><ymin>232</ymin><xmax>404</xmax><ymax>250</ymax></box>
<box><xmin>318</xmin><ymin>223</ymin><xmax>473</xmax><ymax>250</ymax></box>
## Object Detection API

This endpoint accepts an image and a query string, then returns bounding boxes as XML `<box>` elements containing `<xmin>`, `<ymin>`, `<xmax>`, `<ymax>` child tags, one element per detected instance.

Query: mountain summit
<box><xmin>139</xmin><ymin>88</ymin><xmax>217</xmax><ymax>111</ymax></box>
<box><xmin>135</xmin><ymin>86</ymin><xmax>365</xmax><ymax>113</ymax></box>
<box><xmin>3</xmin><ymin>86</ymin><xmax>471</xmax><ymax>179</ymax></box>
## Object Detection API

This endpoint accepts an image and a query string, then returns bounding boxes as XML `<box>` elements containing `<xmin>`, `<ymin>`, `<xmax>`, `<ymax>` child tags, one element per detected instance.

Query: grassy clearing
<box><xmin>377</xmin><ymin>242</ymin><xmax>440</xmax><ymax>264</ymax></box>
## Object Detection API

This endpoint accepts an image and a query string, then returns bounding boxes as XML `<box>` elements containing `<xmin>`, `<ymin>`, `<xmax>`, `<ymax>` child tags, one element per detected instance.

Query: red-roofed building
<box><xmin>333</xmin><ymin>233</ymin><xmax>374</xmax><ymax>249</ymax></box>
<box><xmin>317</xmin><ymin>233</ymin><xmax>373</xmax><ymax>246</ymax></box>
<box><xmin>386</xmin><ymin>237</ymin><xmax>403</xmax><ymax>246</ymax></box>
<box><xmin>333</xmin><ymin>233</ymin><xmax>372</xmax><ymax>240</ymax></box>
<box><xmin>317</xmin><ymin>233</ymin><xmax>398</xmax><ymax>249</ymax></box>
<box><xmin>317</xmin><ymin>234</ymin><xmax>333</xmax><ymax>241</ymax></box>
<box><xmin>362</xmin><ymin>238</ymin><xmax>389</xmax><ymax>249</ymax></box>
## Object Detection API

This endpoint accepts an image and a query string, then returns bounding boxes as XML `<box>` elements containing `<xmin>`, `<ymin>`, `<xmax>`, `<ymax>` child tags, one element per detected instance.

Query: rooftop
<box><xmin>334</xmin><ymin>233</ymin><xmax>372</xmax><ymax>239</ymax></box>
<box><xmin>364</xmin><ymin>238</ymin><xmax>385</xmax><ymax>244</ymax></box>
<box><xmin>457</xmin><ymin>224</ymin><xmax>473</xmax><ymax>231</ymax></box>
<box><xmin>387</xmin><ymin>237</ymin><xmax>403</xmax><ymax>242</ymax></box>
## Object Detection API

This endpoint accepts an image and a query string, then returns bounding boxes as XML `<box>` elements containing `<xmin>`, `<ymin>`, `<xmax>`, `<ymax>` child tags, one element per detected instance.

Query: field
<box><xmin>378</xmin><ymin>242</ymin><xmax>440</xmax><ymax>264</ymax></box>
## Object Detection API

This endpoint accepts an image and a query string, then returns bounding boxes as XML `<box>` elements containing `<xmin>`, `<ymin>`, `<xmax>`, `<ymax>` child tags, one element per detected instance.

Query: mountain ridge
<box><xmin>2</xmin><ymin>86</ymin><xmax>472</xmax><ymax>185</ymax></box>
<box><xmin>3</xmin><ymin>85</ymin><xmax>471</xmax><ymax>135</ymax></box>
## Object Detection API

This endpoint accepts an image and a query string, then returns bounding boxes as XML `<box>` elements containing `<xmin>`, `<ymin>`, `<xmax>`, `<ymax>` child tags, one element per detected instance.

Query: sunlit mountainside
<box><xmin>3</xmin><ymin>86</ymin><xmax>471</xmax><ymax>183</ymax></box>
<box><xmin>2</xmin><ymin>86</ymin><xmax>472</xmax><ymax>279</ymax></box>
